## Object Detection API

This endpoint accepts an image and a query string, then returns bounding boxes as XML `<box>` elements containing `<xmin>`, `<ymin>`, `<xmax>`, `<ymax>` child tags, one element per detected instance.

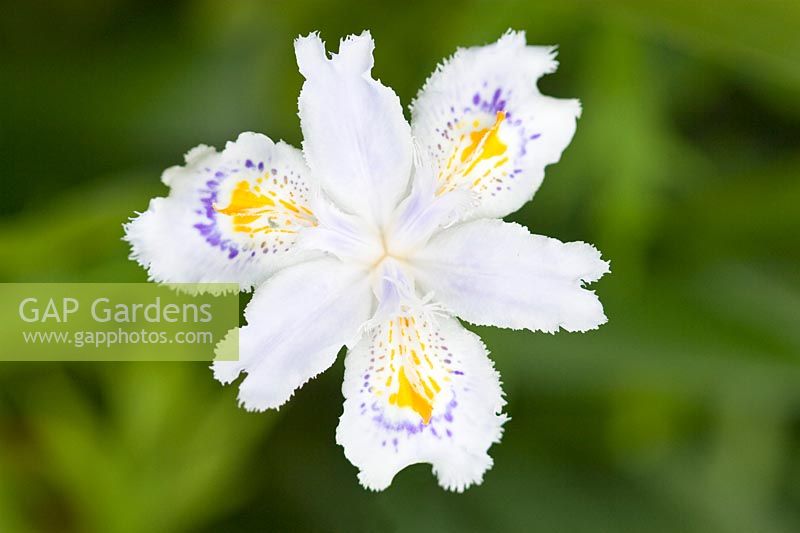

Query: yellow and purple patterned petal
<box><xmin>411</xmin><ymin>31</ymin><xmax>581</xmax><ymax>220</ymax></box>
<box><xmin>338</xmin><ymin>311</ymin><xmax>506</xmax><ymax>492</ymax></box>
<box><xmin>124</xmin><ymin>133</ymin><xmax>319</xmax><ymax>289</ymax></box>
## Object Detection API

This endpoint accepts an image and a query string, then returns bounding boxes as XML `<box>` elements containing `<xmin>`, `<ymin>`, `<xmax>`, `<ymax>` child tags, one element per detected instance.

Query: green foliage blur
<box><xmin>1</xmin><ymin>1</ymin><xmax>799</xmax><ymax>531</ymax></box>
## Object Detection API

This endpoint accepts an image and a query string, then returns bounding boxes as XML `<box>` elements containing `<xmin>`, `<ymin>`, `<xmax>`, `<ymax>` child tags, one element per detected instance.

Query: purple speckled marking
<box><xmin>491</xmin><ymin>88</ymin><xmax>501</xmax><ymax>108</ymax></box>
<box><xmin>193</xmin><ymin>168</ymin><xmax>240</xmax><ymax>259</ymax></box>
<box><xmin>472</xmin><ymin>86</ymin><xmax>508</xmax><ymax>115</ymax></box>
<box><xmin>465</xmin><ymin>85</ymin><xmax>543</xmax><ymax>158</ymax></box>
<box><xmin>368</xmin><ymin>393</ymin><xmax>459</xmax><ymax>440</ymax></box>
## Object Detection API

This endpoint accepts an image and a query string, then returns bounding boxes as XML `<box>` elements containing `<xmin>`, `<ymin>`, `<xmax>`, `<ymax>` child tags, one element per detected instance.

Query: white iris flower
<box><xmin>125</xmin><ymin>30</ymin><xmax>609</xmax><ymax>492</ymax></box>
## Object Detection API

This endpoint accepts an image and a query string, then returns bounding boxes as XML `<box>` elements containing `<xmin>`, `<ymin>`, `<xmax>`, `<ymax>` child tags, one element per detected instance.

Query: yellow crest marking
<box><xmin>215</xmin><ymin>179</ymin><xmax>315</xmax><ymax>237</ymax></box>
<box><xmin>437</xmin><ymin>111</ymin><xmax>509</xmax><ymax>196</ymax></box>
<box><xmin>380</xmin><ymin>315</ymin><xmax>446</xmax><ymax>424</ymax></box>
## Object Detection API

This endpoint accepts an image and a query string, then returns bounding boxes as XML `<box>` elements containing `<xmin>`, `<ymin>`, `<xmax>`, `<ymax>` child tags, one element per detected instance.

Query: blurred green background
<box><xmin>1</xmin><ymin>1</ymin><xmax>799</xmax><ymax>532</ymax></box>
